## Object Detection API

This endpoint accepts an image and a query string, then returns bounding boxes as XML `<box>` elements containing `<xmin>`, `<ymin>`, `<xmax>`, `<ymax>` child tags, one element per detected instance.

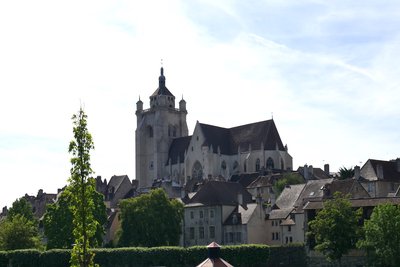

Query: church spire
<box><xmin>159</xmin><ymin>67</ymin><xmax>166</xmax><ymax>91</ymax></box>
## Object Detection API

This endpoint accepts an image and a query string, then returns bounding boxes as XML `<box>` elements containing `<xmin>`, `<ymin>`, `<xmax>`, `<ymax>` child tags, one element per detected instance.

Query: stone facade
<box><xmin>135</xmin><ymin>67</ymin><xmax>188</xmax><ymax>189</ymax></box>
<box><xmin>135</xmin><ymin>68</ymin><xmax>293</xmax><ymax>191</ymax></box>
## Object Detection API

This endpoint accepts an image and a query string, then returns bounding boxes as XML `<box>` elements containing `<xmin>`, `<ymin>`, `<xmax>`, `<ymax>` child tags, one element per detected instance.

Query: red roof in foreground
<box><xmin>196</xmin><ymin>258</ymin><xmax>234</xmax><ymax>267</ymax></box>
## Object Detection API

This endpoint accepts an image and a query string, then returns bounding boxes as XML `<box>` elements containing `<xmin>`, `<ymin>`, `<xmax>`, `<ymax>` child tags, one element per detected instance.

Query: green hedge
<box><xmin>268</xmin><ymin>243</ymin><xmax>308</xmax><ymax>267</ymax></box>
<box><xmin>40</xmin><ymin>249</ymin><xmax>70</xmax><ymax>267</ymax></box>
<box><xmin>7</xmin><ymin>249</ymin><xmax>40</xmax><ymax>267</ymax></box>
<box><xmin>0</xmin><ymin>244</ymin><xmax>306</xmax><ymax>267</ymax></box>
<box><xmin>0</xmin><ymin>251</ymin><xmax>8</xmax><ymax>267</ymax></box>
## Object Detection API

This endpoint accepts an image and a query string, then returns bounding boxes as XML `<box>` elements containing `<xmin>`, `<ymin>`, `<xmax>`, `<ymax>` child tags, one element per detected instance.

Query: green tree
<box><xmin>0</xmin><ymin>214</ymin><xmax>42</xmax><ymax>250</ymax></box>
<box><xmin>338</xmin><ymin>166</ymin><xmax>354</xmax><ymax>180</ymax></box>
<box><xmin>274</xmin><ymin>173</ymin><xmax>304</xmax><ymax>195</ymax></box>
<box><xmin>7</xmin><ymin>197</ymin><xmax>35</xmax><ymax>222</ymax></box>
<box><xmin>43</xmin><ymin>188</ymin><xmax>106</xmax><ymax>249</ymax></box>
<box><xmin>308</xmin><ymin>192</ymin><xmax>361</xmax><ymax>264</ymax></box>
<box><xmin>358</xmin><ymin>203</ymin><xmax>400</xmax><ymax>267</ymax></box>
<box><xmin>118</xmin><ymin>188</ymin><xmax>184</xmax><ymax>247</ymax></box>
<box><xmin>67</xmin><ymin>108</ymin><xmax>99</xmax><ymax>267</ymax></box>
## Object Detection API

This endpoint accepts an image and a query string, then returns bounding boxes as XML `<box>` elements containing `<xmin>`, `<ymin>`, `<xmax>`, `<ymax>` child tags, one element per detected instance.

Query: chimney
<box><xmin>396</xmin><ymin>158</ymin><xmax>400</xmax><ymax>172</ymax></box>
<box><xmin>237</xmin><ymin>193</ymin><xmax>243</xmax><ymax>206</ymax></box>
<box><xmin>354</xmin><ymin>166</ymin><xmax>360</xmax><ymax>180</ymax></box>
<box><xmin>304</xmin><ymin>164</ymin><xmax>309</xmax><ymax>180</ymax></box>
<box><xmin>309</xmin><ymin>165</ymin><xmax>314</xmax><ymax>177</ymax></box>
<box><xmin>324</xmin><ymin>164</ymin><xmax>330</xmax><ymax>176</ymax></box>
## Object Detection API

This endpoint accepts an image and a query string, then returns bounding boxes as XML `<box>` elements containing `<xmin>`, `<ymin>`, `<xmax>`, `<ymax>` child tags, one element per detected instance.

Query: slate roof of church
<box><xmin>199</xmin><ymin>119</ymin><xmax>285</xmax><ymax>155</ymax></box>
<box><xmin>167</xmin><ymin>119</ymin><xmax>285</xmax><ymax>165</ymax></box>
<box><xmin>187</xmin><ymin>181</ymin><xmax>253</xmax><ymax>206</ymax></box>
<box><xmin>167</xmin><ymin>136</ymin><xmax>192</xmax><ymax>165</ymax></box>
<box><xmin>151</xmin><ymin>86</ymin><xmax>174</xmax><ymax>97</ymax></box>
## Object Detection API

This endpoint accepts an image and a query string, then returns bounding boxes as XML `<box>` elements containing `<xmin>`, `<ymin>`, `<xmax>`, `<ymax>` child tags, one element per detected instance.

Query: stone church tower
<box><xmin>135</xmin><ymin>67</ymin><xmax>188</xmax><ymax>189</ymax></box>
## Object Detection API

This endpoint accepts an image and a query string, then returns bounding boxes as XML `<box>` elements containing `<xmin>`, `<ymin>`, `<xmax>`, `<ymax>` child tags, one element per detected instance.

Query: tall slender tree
<box><xmin>68</xmin><ymin>108</ymin><xmax>99</xmax><ymax>267</ymax></box>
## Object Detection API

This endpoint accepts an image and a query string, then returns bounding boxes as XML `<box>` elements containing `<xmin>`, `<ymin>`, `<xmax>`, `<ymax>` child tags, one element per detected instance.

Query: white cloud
<box><xmin>1</xmin><ymin>0</ymin><xmax>400</xmax><ymax>207</ymax></box>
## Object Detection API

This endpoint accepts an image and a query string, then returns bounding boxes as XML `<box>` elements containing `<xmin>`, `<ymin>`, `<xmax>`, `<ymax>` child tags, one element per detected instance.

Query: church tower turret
<box><xmin>135</xmin><ymin>67</ymin><xmax>188</xmax><ymax>190</ymax></box>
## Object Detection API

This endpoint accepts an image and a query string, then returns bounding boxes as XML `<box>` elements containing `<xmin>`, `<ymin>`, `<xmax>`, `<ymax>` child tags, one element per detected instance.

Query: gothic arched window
<box><xmin>192</xmin><ymin>161</ymin><xmax>203</xmax><ymax>180</ymax></box>
<box><xmin>221</xmin><ymin>161</ymin><xmax>227</xmax><ymax>170</ymax></box>
<box><xmin>266</xmin><ymin>157</ymin><xmax>274</xmax><ymax>170</ymax></box>
<box><xmin>281</xmin><ymin>159</ymin><xmax>285</xmax><ymax>170</ymax></box>
<box><xmin>232</xmin><ymin>161</ymin><xmax>239</xmax><ymax>175</ymax></box>
<box><xmin>256</xmin><ymin>158</ymin><xmax>260</xmax><ymax>172</ymax></box>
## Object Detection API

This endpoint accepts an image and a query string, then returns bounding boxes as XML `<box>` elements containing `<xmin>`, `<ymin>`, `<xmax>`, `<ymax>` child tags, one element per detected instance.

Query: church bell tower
<box><xmin>135</xmin><ymin>67</ymin><xmax>188</xmax><ymax>189</ymax></box>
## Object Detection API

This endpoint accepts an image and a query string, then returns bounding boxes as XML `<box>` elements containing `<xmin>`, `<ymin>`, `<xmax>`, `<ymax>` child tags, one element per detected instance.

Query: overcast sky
<box><xmin>1</xmin><ymin>0</ymin><xmax>400</xmax><ymax>208</ymax></box>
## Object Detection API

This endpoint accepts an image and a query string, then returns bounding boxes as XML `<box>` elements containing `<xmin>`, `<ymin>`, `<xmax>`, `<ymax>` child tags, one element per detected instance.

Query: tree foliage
<box><xmin>308</xmin><ymin>192</ymin><xmax>361</xmax><ymax>263</ymax></box>
<box><xmin>0</xmin><ymin>214</ymin><xmax>42</xmax><ymax>250</ymax></box>
<box><xmin>0</xmin><ymin>197</ymin><xmax>42</xmax><ymax>251</ymax></box>
<box><xmin>68</xmin><ymin>108</ymin><xmax>99</xmax><ymax>267</ymax></box>
<box><xmin>358</xmin><ymin>203</ymin><xmax>400</xmax><ymax>267</ymax></box>
<box><xmin>7</xmin><ymin>197</ymin><xmax>35</xmax><ymax>222</ymax></box>
<box><xmin>338</xmin><ymin>166</ymin><xmax>354</xmax><ymax>180</ymax></box>
<box><xmin>274</xmin><ymin>172</ymin><xmax>304</xmax><ymax>195</ymax></box>
<box><xmin>43</xmin><ymin>188</ymin><xmax>106</xmax><ymax>249</ymax></box>
<box><xmin>118</xmin><ymin>188</ymin><xmax>184</xmax><ymax>247</ymax></box>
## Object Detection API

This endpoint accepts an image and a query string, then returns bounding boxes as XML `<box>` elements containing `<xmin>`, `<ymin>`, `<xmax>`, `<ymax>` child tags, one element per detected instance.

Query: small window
<box><xmin>244</xmin><ymin>162</ymin><xmax>247</xmax><ymax>172</ymax></box>
<box><xmin>229</xmin><ymin>232</ymin><xmax>234</xmax><ymax>243</ymax></box>
<box><xmin>149</xmin><ymin>161</ymin><xmax>154</xmax><ymax>170</ymax></box>
<box><xmin>199</xmin><ymin>227</ymin><xmax>204</xmax><ymax>239</ymax></box>
<box><xmin>236</xmin><ymin>232</ymin><xmax>242</xmax><ymax>242</ymax></box>
<box><xmin>196</xmin><ymin>136</ymin><xmax>199</xmax><ymax>141</ymax></box>
<box><xmin>289</xmin><ymin>237</ymin><xmax>293</xmax><ymax>243</ymax></box>
<box><xmin>209</xmin><ymin>226</ymin><xmax>215</xmax><ymax>239</ymax></box>
<box><xmin>148</xmin><ymin>126</ymin><xmax>154</xmax><ymax>138</ymax></box>
<box><xmin>256</xmin><ymin>158</ymin><xmax>260</xmax><ymax>171</ymax></box>
<box><xmin>285</xmin><ymin>237</ymin><xmax>288</xmax><ymax>244</ymax></box>
<box><xmin>190</xmin><ymin>211</ymin><xmax>194</xmax><ymax>219</ymax></box>
<box><xmin>288</xmin><ymin>226</ymin><xmax>291</xmax><ymax>232</ymax></box>
<box><xmin>271</xmin><ymin>221</ymin><xmax>274</xmax><ymax>227</ymax></box>
<box><xmin>210</xmin><ymin>209</ymin><xmax>214</xmax><ymax>218</ymax></box>
<box><xmin>189</xmin><ymin>227</ymin><xmax>195</xmax><ymax>239</ymax></box>
<box><xmin>199</xmin><ymin>210</ymin><xmax>204</xmax><ymax>219</ymax></box>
